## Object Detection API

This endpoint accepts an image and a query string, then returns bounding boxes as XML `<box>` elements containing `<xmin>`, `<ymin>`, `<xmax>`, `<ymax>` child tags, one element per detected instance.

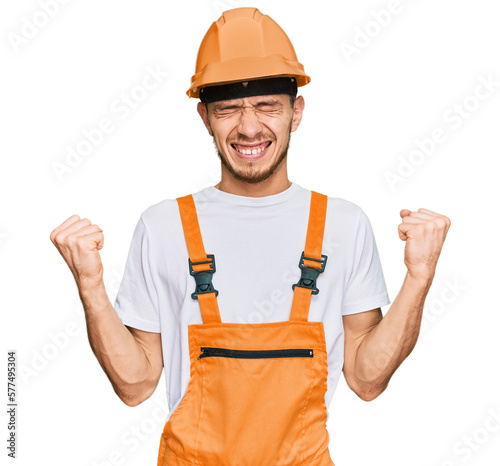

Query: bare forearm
<box><xmin>78</xmin><ymin>281</ymin><xmax>153</xmax><ymax>404</ymax></box>
<box><xmin>353</xmin><ymin>272</ymin><xmax>433</xmax><ymax>398</ymax></box>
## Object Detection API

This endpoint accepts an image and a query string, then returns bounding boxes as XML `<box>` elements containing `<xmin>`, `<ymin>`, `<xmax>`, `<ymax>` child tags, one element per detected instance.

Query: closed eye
<box><xmin>212</xmin><ymin>101</ymin><xmax>282</xmax><ymax>117</ymax></box>
<box><xmin>256</xmin><ymin>104</ymin><xmax>280</xmax><ymax>112</ymax></box>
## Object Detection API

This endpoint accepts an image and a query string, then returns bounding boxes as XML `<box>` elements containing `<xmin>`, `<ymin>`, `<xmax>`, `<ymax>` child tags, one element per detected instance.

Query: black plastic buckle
<box><xmin>292</xmin><ymin>251</ymin><xmax>328</xmax><ymax>295</ymax></box>
<box><xmin>188</xmin><ymin>254</ymin><xmax>219</xmax><ymax>300</ymax></box>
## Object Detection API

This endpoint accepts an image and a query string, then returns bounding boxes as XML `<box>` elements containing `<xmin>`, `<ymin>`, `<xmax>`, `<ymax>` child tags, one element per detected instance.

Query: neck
<box><xmin>214</xmin><ymin>174</ymin><xmax>292</xmax><ymax>198</ymax></box>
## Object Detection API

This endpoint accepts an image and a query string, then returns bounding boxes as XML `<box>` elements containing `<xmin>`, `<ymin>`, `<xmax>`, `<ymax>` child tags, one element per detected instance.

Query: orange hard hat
<box><xmin>187</xmin><ymin>7</ymin><xmax>311</xmax><ymax>99</ymax></box>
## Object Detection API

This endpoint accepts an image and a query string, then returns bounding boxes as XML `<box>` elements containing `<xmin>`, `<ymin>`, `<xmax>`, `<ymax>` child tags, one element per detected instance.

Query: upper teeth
<box><xmin>234</xmin><ymin>144</ymin><xmax>268</xmax><ymax>155</ymax></box>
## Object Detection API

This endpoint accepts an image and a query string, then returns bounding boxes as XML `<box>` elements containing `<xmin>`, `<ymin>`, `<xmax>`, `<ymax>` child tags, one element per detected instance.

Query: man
<box><xmin>50</xmin><ymin>7</ymin><xmax>451</xmax><ymax>465</ymax></box>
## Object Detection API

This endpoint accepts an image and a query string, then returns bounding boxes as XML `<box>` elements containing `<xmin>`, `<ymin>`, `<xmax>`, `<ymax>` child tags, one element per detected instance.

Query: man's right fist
<box><xmin>50</xmin><ymin>214</ymin><xmax>104</xmax><ymax>288</ymax></box>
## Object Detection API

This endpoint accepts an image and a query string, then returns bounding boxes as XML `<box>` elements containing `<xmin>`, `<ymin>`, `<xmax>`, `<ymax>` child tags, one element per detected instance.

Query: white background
<box><xmin>1</xmin><ymin>0</ymin><xmax>499</xmax><ymax>465</ymax></box>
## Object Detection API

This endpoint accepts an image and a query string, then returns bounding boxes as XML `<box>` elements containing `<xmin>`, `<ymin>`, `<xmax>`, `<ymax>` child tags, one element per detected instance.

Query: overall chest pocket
<box><xmin>198</xmin><ymin>347</ymin><xmax>314</xmax><ymax>359</ymax></box>
<box><xmin>195</xmin><ymin>346</ymin><xmax>317</xmax><ymax>466</ymax></box>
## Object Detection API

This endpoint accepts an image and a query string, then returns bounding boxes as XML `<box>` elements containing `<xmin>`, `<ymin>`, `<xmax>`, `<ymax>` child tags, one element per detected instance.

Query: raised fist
<box><xmin>398</xmin><ymin>208</ymin><xmax>451</xmax><ymax>280</ymax></box>
<box><xmin>50</xmin><ymin>214</ymin><xmax>104</xmax><ymax>288</ymax></box>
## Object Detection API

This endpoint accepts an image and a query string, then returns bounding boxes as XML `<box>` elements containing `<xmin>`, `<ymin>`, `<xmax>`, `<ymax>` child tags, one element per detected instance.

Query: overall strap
<box><xmin>177</xmin><ymin>194</ymin><xmax>222</xmax><ymax>324</ymax></box>
<box><xmin>289</xmin><ymin>191</ymin><xmax>328</xmax><ymax>322</ymax></box>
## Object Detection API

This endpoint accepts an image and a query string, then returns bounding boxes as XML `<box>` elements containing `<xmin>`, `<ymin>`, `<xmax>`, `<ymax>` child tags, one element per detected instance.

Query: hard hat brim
<box><xmin>187</xmin><ymin>54</ymin><xmax>311</xmax><ymax>99</ymax></box>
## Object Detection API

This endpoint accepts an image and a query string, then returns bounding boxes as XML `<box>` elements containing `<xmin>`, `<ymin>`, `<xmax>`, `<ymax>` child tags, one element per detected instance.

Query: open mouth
<box><xmin>231</xmin><ymin>141</ymin><xmax>272</xmax><ymax>157</ymax></box>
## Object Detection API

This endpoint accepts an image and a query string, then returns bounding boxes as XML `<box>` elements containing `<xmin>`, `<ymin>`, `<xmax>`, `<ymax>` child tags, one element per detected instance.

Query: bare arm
<box><xmin>342</xmin><ymin>207</ymin><xmax>451</xmax><ymax>401</ymax></box>
<box><xmin>51</xmin><ymin>214</ymin><xmax>163</xmax><ymax>406</ymax></box>
<box><xmin>80</xmin><ymin>282</ymin><xmax>163</xmax><ymax>406</ymax></box>
<box><xmin>343</xmin><ymin>272</ymin><xmax>432</xmax><ymax>401</ymax></box>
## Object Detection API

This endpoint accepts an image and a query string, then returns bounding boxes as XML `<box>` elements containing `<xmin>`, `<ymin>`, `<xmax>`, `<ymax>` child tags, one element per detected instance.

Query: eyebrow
<box><xmin>212</xmin><ymin>99</ymin><xmax>282</xmax><ymax>111</ymax></box>
<box><xmin>212</xmin><ymin>103</ymin><xmax>239</xmax><ymax>111</ymax></box>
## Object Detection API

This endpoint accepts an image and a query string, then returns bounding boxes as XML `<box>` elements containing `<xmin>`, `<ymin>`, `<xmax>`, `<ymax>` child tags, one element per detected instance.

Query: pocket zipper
<box><xmin>197</xmin><ymin>347</ymin><xmax>314</xmax><ymax>360</ymax></box>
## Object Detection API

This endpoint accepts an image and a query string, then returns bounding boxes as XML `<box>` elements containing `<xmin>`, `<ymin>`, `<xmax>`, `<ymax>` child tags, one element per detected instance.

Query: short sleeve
<box><xmin>114</xmin><ymin>216</ymin><xmax>161</xmax><ymax>332</ymax></box>
<box><xmin>342</xmin><ymin>209</ymin><xmax>391</xmax><ymax>315</ymax></box>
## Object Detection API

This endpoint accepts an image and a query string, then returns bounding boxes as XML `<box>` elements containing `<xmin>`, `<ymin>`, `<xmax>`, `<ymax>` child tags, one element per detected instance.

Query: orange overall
<box><xmin>157</xmin><ymin>191</ymin><xmax>335</xmax><ymax>466</ymax></box>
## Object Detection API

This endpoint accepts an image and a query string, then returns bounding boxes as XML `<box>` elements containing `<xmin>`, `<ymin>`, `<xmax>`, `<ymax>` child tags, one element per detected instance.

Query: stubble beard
<box><xmin>212</xmin><ymin>124</ymin><xmax>292</xmax><ymax>185</ymax></box>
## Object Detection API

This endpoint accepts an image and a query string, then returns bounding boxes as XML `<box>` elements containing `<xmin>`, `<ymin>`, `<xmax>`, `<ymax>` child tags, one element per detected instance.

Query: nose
<box><xmin>236</xmin><ymin>107</ymin><xmax>263</xmax><ymax>140</ymax></box>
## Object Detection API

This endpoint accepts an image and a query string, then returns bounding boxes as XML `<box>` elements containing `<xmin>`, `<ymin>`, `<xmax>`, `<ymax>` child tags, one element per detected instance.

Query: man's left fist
<box><xmin>398</xmin><ymin>208</ymin><xmax>451</xmax><ymax>280</ymax></box>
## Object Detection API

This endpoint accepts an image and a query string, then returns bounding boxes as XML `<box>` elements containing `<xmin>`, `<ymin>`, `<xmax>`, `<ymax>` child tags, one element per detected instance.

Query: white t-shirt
<box><xmin>114</xmin><ymin>182</ymin><xmax>391</xmax><ymax>423</ymax></box>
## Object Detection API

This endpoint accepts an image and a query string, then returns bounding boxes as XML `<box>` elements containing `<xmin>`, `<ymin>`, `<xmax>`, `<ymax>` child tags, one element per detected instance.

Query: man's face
<box><xmin>198</xmin><ymin>93</ymin><xmax>304</xmax><ymax>184</ymax></box>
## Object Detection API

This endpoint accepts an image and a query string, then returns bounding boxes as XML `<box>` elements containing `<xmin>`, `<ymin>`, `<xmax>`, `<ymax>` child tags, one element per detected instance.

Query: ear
<box><xmin>290</xmin><ymin>95</ymin><xmax>305</xmax><ymax>133</ymax></box>
<box><xmin>197</xmin><ymin>102</ymin><xmax>213</xmax><ymax>136</ymax></box>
